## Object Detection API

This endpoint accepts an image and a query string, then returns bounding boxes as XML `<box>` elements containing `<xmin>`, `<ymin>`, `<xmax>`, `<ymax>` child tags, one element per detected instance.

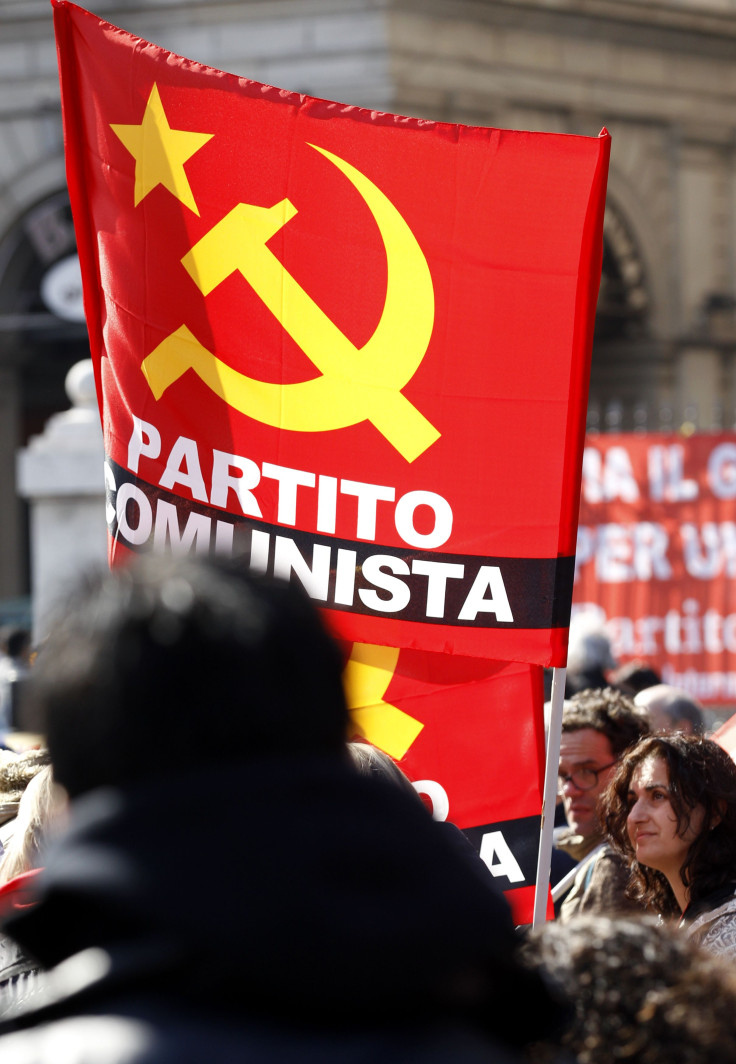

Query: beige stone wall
<box><xmin>384</xmin><ymin>2</ymin><xmax>736</xmax><ymax>429</ymax></box>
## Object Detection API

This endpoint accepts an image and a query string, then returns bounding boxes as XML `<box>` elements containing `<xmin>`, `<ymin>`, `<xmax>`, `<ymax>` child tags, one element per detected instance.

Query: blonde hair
<box><xmin>0</xmin><ymin>749</ymin><xmax>50</xmax><ymax>826</ymax></box>
<box><xmin>0</xmin><ymin>765</ymin><xmax>59</xmax><ymax>886</ymax></box>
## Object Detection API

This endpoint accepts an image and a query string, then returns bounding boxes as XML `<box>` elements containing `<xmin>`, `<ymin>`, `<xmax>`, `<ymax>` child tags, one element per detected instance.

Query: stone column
<box><xmin>16</xmin><ymin>359</ymin><xmax>107</xmax><ymax>641</ymax></box>
<box><xmin>677</xmin><ymin>346</ymin><xmax>723</xmax><ymax>430</ymax></box>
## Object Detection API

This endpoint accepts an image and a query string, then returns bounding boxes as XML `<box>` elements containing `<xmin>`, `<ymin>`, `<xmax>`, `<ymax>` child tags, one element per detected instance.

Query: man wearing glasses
<box><xmin>555</xmin><ymin>687</ymin><xmax>650</xmax><ymax>922</ymax></box>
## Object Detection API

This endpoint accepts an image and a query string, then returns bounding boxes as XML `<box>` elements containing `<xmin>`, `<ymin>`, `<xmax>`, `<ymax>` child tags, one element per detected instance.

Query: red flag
<box><xmin>345</xmin><ymin>646</ymin><xmax>550</xmax><ymax>925</ymax></box>
<box><xmin>53</xmin><ymin>1</ymin><xmax>610</xmax><ymax>666</ymax></box>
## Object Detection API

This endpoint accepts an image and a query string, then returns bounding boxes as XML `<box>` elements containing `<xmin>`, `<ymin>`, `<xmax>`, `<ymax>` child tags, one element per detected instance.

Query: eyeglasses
<box><xmin>558</xmin><ymin>761</ymin><xmax>618</xmax><ymax>792</ymax></box>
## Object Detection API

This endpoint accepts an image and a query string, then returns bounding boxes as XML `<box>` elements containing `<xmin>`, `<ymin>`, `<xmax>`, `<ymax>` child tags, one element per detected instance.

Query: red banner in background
<box><xmin>345</xmin><ymin>646</ymin><xmax>548</xmax><ymax>925</ymax></box>
<box><xmin>575</xmin><ymin>433</ymin><xmax>736</xmax><ymax>704</ymax></box>
<box><xmin>53</xmin><ymin>1</ymin><xmax>609</xmax><ymax>666</ymax></box>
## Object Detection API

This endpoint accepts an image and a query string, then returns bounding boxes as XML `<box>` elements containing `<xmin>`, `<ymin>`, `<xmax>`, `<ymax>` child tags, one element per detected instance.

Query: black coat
<box><xmin>0</xmin><ymin>756</ymin><xmax>558</xmax><ymax>1062</ymax></box>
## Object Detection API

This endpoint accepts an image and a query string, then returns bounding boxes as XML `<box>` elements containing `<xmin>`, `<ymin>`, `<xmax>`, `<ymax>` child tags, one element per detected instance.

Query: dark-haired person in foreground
<box><xmin>604</xmin><ymin>732</ymin><xmax>736</xmax><ymax>958</ymax></box>
<box><xmin>0</xmin><ymin>555</ymin><xmax>558</xmax><ymax>1062</ymax></box>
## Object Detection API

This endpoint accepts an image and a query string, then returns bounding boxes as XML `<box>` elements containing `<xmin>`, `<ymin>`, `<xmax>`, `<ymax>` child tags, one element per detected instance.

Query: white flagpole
<box><xmin>532</xmin><ymin>664</ymin><xmax>566</xmax><ymax>928</ymax></box>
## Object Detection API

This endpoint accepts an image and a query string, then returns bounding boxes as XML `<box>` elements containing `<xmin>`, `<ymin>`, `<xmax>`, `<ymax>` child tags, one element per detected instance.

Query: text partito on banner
<box><xmin>53</xmin><ymin>0</ymin><xmax>610</xmax><ymax>665</ymax></box>
<box><xmin>576</xmin><ymin>434</ymin><xmax>736</xmax><ymax>703</ymax></box>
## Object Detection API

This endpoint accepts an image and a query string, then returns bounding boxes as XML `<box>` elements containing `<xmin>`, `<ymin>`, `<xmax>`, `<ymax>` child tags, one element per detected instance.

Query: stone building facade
<box><xmin>1</xmin><ymin>0</ymin><xmax>735</xmax><ymax>605</ymax></box>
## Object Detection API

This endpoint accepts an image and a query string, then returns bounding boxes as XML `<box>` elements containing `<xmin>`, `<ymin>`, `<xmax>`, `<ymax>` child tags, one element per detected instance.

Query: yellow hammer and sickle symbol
<box><xmin>345</xmin><ymin>643</ymin><xmax>424</xmax><ymax>760</ymax></box>
<box><xmin>141</xmin><ymin>144</ymin><xmax>440</xmax><ymax>463</ymax></box>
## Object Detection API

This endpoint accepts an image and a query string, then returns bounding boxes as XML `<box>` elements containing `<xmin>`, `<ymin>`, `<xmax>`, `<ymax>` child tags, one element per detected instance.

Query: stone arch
<box><xmin>0</xmin><ymin>185</ymin><xmax>88</xmax><ymax>426</ymax></box>
<box><xmin>588</xmin><ymin>168</ymin><xmax>672</xmax><ymax>429</ymax></box>
<box><xmin>596</xmin><ymin>198</ymin><xmax>650</xmax><ymax>343</ymax></box>
<box><xmin>0</xmin><ymin>154</ymin><xmax>67</xmax><ymax>253</ymax></box>
<box><xmin>601</xmin><ymin>138</ymin><xmax>674</xmax><ymax>339</ymax></box>
<box><xmin>0</xmin><ymin>174</ymin><xmax>90</xmax><ymax>600</ymax></box>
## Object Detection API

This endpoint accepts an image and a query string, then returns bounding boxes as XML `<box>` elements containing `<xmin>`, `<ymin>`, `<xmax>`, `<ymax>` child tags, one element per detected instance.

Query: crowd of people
<box><xmin>0</xmin><ymin>558</ymin><xmax>733</xmax><ymax>1061</ymax></box>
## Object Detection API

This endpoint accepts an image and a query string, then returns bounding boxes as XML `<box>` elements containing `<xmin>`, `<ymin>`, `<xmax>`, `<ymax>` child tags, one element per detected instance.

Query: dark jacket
<box><xmin>554</xmin><ymin>828</ymin><xmax>645</xmax><ymax>923</ymax></box>
<box><xmin>0</xmin><ymin>756</ymin><xmax>557</xmax><ymax>1062</ymax></box>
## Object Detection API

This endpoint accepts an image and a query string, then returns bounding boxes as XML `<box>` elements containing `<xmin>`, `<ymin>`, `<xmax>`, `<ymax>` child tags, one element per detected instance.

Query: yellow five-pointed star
<box><xmin>110</xmin><ymin>83</ymin><xmax>213</xmax><ymax>215</ymax></box>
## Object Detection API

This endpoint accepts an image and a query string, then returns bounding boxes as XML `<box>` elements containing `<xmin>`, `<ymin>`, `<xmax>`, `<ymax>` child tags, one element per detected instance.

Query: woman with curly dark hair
<box><xmin>603</xmin><ymin>733</ymin><xmax>736</xmax><ymax>958</ymax></box>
